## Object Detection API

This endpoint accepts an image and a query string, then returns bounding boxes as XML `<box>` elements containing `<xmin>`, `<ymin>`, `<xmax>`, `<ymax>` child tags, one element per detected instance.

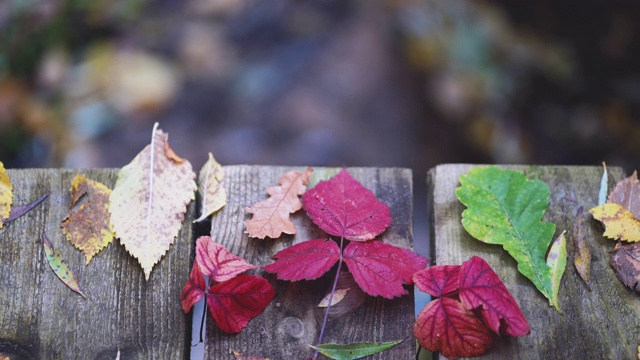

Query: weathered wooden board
<box><xmin>203</xmin><ymin>166</ymin><xmax>416</xmax><ymax>359</ymax></box>
<box><xmin>428</xmin><ymin>164</ymin><xmax>640</xmax><ymax>359</ymax></box>
<box><xmin>0</xmin><ymin>169</ymin><xmax>193</xmax><ymax>360</ymax></box>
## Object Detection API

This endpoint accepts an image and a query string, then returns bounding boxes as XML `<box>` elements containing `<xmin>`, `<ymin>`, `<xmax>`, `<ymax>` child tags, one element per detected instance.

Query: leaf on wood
<box><xmin>547</xmin><ymin>231</ymin><xmax>567</xmax><ymax>312</ymax></box>
<box><xmin>456</xmin><ymin>166</ymin><xmax>562</xmax><ymax>310</ymax></box>
<box><xmin>590</xmin><ymin>203</ymin><xmax>640</xmax><ymax>242</ymax></box>
<box><xmin>245</xmin><ymin>167</ymin><xmax>312</xmax><ymax>239</ymax></box>
<box><xmin>60</xmin><ymin>175</ymin><xmax>115</xmax><ymax>265</ymax></box>
<box><xmin>264</xmin><ymin>239</ymin><xmax>340</xmax><ymax>281</ymax></box>
<box><xmin>180</xmin><ymin>260</ymin><xmax>206</xmax><ymax>313</ymax></box>
<box><xmin>233</xmin><ymin>351</ymin><xmax>269</xmax><ymax>360</ymax></box>
<box><xmin>412</xmin><ymin>264</ymin><xmax>460</xmax><ymax>297</ymax></box>
<box><xmin>109</xmin><ymin>122</ymin><xmax>196</xmax><ymax>280</ymax></box>
<box><xmin>309</xmin><ymin>340</ymin><xmax>403</xmax><ymax>360</ymax></box>
<box><xmin>42</xmin><ymin>233</ymin><xmax>87</xmax><ymax>299</ymax></box>
<box><xmin>195</xmin><ymin>236</ymin><xmax>257</xmax><ymax>283</ymax></box>
<box><xmin>0</xmin><ymin>161</ymin><xmax>12</xmax><ymax>228</ymax></box>
<box><xmin>303</xmin><ymin>169</ymin><xmax>390</xmax><ymax>241</ymax></box>
<box><xmin>318</xmin><ymin>288</ymin><xmax>349</xmax><ymax>308</ymax></box>
<box><xmin>572</xmin><ymin>207</ymin><xmax>592</xmax><ymax>289</ymax></box>
<box><xmin>194</xmin><ymin>152</ymin><xmax>226</xmax><ymax>223</ymax></box>
<box><xmin>610</xmin><ymin>243</ymin><xmax>640</xmax><ymax>293</ymax></box>
<box><xmin>607</xmin><ymin>170</ymin><xmax>640</xmax><ymax>218</ymax></box>
<box><xmin>6</xmin><ymin>194</ymin><xmax>48</xmax><ymax>223</ymax></box>
<box><xmin>599</xmin><ymin>162</ymin><xmax>608</xmax><ymax>206</ymax></box>
<box><xmin>318</xmin><ymin>272</ymin><xmax>367</xmax><ymax>316</ymax></box>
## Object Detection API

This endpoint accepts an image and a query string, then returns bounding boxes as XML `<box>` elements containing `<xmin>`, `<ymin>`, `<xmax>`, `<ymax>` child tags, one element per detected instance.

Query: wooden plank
<box><xmin>428</xmin><ymin>164</ymin><xmax>640</xmax><ymax>359</ymax></box>
<box><xmin>204</xmin><ymin>166</ymin><xmax>415</xmax><ymax>359</ymax></box>
<box><xmin>0</xmin><ymin>169</ymin><xmax>193</xmax><ymax>359</ymax></box>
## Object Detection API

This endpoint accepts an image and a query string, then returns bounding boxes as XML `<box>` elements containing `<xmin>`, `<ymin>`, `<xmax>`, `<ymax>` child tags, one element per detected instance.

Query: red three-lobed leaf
<box><xmin>414</xmin><ymin>297</ymin><xmax>492</xmax><ymax>358</ymax></box>
<box><xmin>302</xmin><ymin>169</ymin><xmax>391</xmax><ymax>241</ymax></box>
<box><xmin>180</xmin><ymin>261</ymin><xmax>206</xmax><ymax>313</ymax></box>
<box><xmin>196</xmin><ymin>236</ymin><xmax>258</xmax><ymax>282</ymax></box>
<box><xmin>459</xmin><ymin>256</ymin><xmax>530</xmax><ymax>337</ymax></box>
<box><xmin>413</xmin><ymin>264</ymin><xmax>461</xmax><ymax>297</ymax></box>
<box><xmin>207</xmin><ymin>274</ymin><xmax>275</xmax><ymax>334</ymax></box>
<box><xmin>264</xmin><ymin>239</ymin><xmax>340</xmax><ymax>280</ymax></box>
<box><xmin>343</xmin><ymin>241</ymin><xmax>428</xmax><ymax>299</ymax></box>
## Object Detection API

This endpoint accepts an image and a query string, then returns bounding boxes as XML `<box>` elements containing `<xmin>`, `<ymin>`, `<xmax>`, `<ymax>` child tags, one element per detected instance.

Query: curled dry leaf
<box><xmin>43</xmin><ymin>233</ymin><xmax>87</xmax><ymax>299</ymax></box>
<box><xmin>61</xmin><ymin>175</ymin><xmax>115</xmax><ymax>265</ymax></box>
<box><xmin>318</xmin><ymin>288</ymin><xmax>349</xmax><ymax>308</ymax></box>
<box><xmin>610</xmin><ymin>243</ymin><xmax>640</xmax><ymax>293</ymax></box>
<box><xmin>194</xmin><ymin>152</ymin><xmax>226</xmax><ymax>223</ymax></box>
<box><xmin>109</xmin><ymin>123</ymin><xmax>196</xmax><ymax>280</ymax></box>
<box><xmin>572</xmin><ymin>207</ymin><xmax>592</xmax><ymax>288</ymax></box>
<box><xmin>245</xmin><ymin>167</ymin><xmax>312</xmax><ymax>239</ymax></box>
<box><xmin>0</xmin><ymin>161</ymin><xmax>12</xmax><ymax>228</ymax></box>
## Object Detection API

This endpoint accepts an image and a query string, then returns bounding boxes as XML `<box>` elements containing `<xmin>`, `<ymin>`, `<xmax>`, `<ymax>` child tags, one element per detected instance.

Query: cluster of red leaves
<box><xmin>265</xmin><ymin>169</ymin><xmax>427</xmax><ymax>299</ymax></box>
<box><xmin>413</xmin><ymin>256</ymin><xmax>530</xmax><ymax>358</ymax></box>
<box><xmin>181</xmin><ymin>236</ymin><xmax>275</xmax><ymax>334</ymax></box>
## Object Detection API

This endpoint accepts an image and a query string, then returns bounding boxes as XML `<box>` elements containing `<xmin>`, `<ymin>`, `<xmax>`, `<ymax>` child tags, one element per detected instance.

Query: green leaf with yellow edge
<box><xmin>547</xmin><ymin>231</ymin><xmax>567</xmax><ymax>312</ymax></box>
<box><xmin>0</xmin><ymin>161</ymin><xmax>13</xmax><ymax>228</ymax></box>
<box><xmin>456</xmin><ymin>166</ymin><xmax>562</xmax><ymax>310</ymax></box>
<box><xmin>61</xmin><ymin>175</ymin><xmax>115</xmax><ymax>265</ymax></box>
<box><xmin>109</xmin><ymin>123</ymin><xmax>197</xmax><ymax>280</ymax></box>
<box><xmin>589</xmin><ymin>203</ymin><xmax>640</xmax><ymax>242</ymax></box>
<box><xmin>43</xmin><ymin>233</ymin><xmax>87</xmax><ymax>299</ymax></box>
<box><xmin>310</xmin><ymin>340</ymin><xmax>402</xmax><ymax>360</ymax></box>
<box><xmin>194</xmin><ymin>152</ymin><xmax>226</xmax><ymax>223</ymax></box>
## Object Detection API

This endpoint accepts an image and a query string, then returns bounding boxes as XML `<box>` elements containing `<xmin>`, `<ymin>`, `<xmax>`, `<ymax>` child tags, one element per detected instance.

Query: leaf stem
<box><xmin>313</xmin><ymin>235</ymin><xmax>344</xmax><ymax>360</ymax></box>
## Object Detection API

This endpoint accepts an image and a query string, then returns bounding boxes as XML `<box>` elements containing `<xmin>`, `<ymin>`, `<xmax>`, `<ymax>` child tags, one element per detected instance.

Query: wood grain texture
<box><xmin>428</xmin><ymin>164</ymin><xmax>640</xmax><ymax>360</ymax></box>
<box><xmin>0</xmin><ymin>169</ymin><xmax>193</xmax><ymax>360</ymax></box>
<box><xmin>204</xmin><ymin>166</ymin><xmax>416</xmax><ymax>360</ymax></box>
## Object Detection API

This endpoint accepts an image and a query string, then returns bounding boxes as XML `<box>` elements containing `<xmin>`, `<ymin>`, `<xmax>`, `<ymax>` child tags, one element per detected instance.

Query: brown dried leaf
<box><xmin>244</xmin><ymin>167</ymin><xmax>312</xmax><ymax>239</ymax></box>
<box><xmin>610</xmin><ymin>243</ymin><xmax>640</xmax><ymax>293</ymax></box>
<box><xmin>608</xmin><ymin>171</ymin><xmax>640</xmax><ymax>218</ymax></box>
<box><xmin>572</xmin><ymin>206</ymin><xmax>591</xmax><ymax>289</ymax></box>
<box><xmin>61</xmin><ymin>175</ymin><xmax>115</xmax><ymax>265</ymax></box>
<box><xmin>318</xmin><ymin>288</ymin><xmax>350</xmax><ymax>308</ymax></box>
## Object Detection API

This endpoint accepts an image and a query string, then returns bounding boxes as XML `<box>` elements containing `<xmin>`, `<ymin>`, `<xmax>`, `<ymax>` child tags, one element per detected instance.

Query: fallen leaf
<box><xmin>598</xmin><ymin>162</ymin><xmax>608</xmax><ymax>206</ymax></box>
<box><xmin>180</xmin><ymin>259</ymin><xmax>206</xmax><ymax>313</ymax></box>
<box><xmin>109</xmin><ymin>122</ymin><xmax>197</xmax><ymax>280</ymax></box>
<box><xmin>318</xmin><ymin>272</ymin><xmax>367</xmax><ymax>316</ymax></box>
<box><xmin>245</xmin><ymin>167</ymin><xmax>312</xmax><ymax>239</ymax></box>
<box><xmin>61</xmin><ymin>175</ymin><xmax>115</xmax><ymax>265</ymax></box>
<box><xmin>610</xmin><ymin>243</ymin><xmax>640</xmax><ymax>293</ymax></box>
<box><xmin>233</xmin><ymin>350</ymin><xmax>269</xmax><ymax>360</ymax></box>
<box><xmin>572</xmin><ymin>207</ymin><xmax>592</xmax><ymax>288</ymax></box>
<box><xmin>195</xmin><ymin>236</ymin><xmax>257</xmax><ymax>283</ymax></box>
<box><xmin>309</xmin><ymin>340</ymin><xmax>403</xmax><ymax>360</ymax></box>
<box><xmin>318</xmin><ymin>288</ymin><xmax>350</xmax><ymax>307</ymax></box>
<box><xmin>115</xmin><ymin>345</ymin><xmax>120</xmax><ymax>360</ymax></box>
<box><xmin>547</xmin><ymin>231</ymin><xmax>567</xmax><ymax>312</ymax></box>
<box><xmin>607</xmin><ymin>170</ymin><xmax>640</xmax><ymax>218</ymax></box>
<box><xmin>302</xmin><ymin>169</ymin><xmax>390</xmax><ymax>241</ymax></box>
<box><xmin>42</xmin><ymin>233</ymin><xmax>87</xmax><ymax>299</ymax></box>
<box><xmin>590</xmin><ymin>203</ymin><xmax>640</xmax><ymax>242</ymax></box>
<box><xmin>411</xmin><ymin>264</ymin><xmax>460</xmax><ymax>297</ymax></box>
<box><xmin>456</xmin><ymin>166</ymin><xmax>562</xmax><ymax>310</ymax></box>
<box><xmin>6</xmin><ymin>194</ymin><xmax>48</xmax><ymax>223</ymax></box>
<box><xmin>194</xmin><ymin>152</ymin><xmax>226</xmax><ymax>222</ymax></box>
<box><xmin>264</xmin><ymin>239</ymin><xmax>340</xmax><ymax>281</ymax></box>
<box><xmin>0</xmin><ymin>161</ymin><xmax>12</xmax><ymax>228</ymax></box>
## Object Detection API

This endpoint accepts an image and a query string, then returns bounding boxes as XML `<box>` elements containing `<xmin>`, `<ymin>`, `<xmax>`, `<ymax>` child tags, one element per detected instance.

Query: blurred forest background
<box><xmin>1</xmin><ymin>0</ymin><xmax>640</xmax><ymax>255</ymax></box>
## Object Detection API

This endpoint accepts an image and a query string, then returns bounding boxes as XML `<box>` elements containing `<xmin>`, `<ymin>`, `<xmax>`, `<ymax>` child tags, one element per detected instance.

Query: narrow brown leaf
<box><xmin>6</xmin><ymin>194</ymin><xmax>48</xmax><ymax>223</ymax></box>
<box><xmin>572</xmin><ymin>206</ymin><xmax>591</xmax><ymax>289</ymax></box>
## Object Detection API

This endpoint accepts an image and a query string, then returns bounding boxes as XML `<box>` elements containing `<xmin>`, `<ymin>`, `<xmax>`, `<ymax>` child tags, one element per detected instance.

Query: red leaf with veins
<box><xmin>459</xmin><ymin>256</ymin><xmax>530</xmax><ymax>336</ymax></box>
<box><xmin>302</xmin><ymin>169</ymin><xmax>391</xmax><ymax>241</ymax></box>
<box><xmin>413</xmin><ymin>265</ymin><xmax>461</xmax><ymax>297</ymax></box>
<box><xmin>414</xmin><ymin>297</ymin><xmax>492</xmax><ymax>358</ymax></box>
<box><xmin>180</xmin><ymin>261</ymin><xmax>206</xmax><ymax>313</ymax></box>
<box><xmin>264</xmin><ymin>239</ymin><xmax>340</xmax><ymax>280</ymax></box>
<box><xmin>196</xmin><ymin>236</ymin><xmax>257</xmax><ymax>282</ymax></box>
<box><xmin>207</xmin><ymin>274</ymin><xmax>275</xmax><ymax>334</ymax></box>
<box><xmin>343</xmin><ymin>241</ymin><xmax>428</xmax><ymax>299</ymax></box>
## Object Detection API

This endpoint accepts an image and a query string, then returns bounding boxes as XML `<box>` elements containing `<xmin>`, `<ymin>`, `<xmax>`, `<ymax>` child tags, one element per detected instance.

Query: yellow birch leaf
<box><xmin>60</xmin><ymin>175</ymin><xmax>115</xmax><ymax>265</ymax></box>
<box><xmin>590</xmin><ymin>203</ymin><xmax>640</xmax><ymax>242</ymax></box>
<box><xmin>194</xmin><ymin>152</ymin><xmax>226</xmax><ymax>222</ymax></box>
<box><xmin>0</xmin><ymin>161</ymin><xmax>13</xmax><ymax>228</ymax></box>
<box><xmin>109</xmin><ymin>123</ymin><xmax>196</xmax><ymax>280</ymax></box>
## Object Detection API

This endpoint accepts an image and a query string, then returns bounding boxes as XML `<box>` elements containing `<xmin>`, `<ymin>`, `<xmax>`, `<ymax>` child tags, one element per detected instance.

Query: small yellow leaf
<box><xmin>194</xmin><ymin>152</ymin><xmax>226</xmax><ymax>223</ymax></box>
<box><xmin>590</xmin><ymin>203</ymin><xmax>640</xmax><ymax>242</ymax></box>
<box><xmin>318</xmin><ymin>288</ymin><xmax>350</xmax><ymax>308</ymax></box>
<box><xmin>0</xmin><ymin>161</ymin><xmax>13</xmax><ymax>228</ymax></box>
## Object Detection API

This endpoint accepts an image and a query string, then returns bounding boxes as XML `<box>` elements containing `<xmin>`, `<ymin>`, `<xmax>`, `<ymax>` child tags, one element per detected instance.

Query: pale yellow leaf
<box><xmin>0</xmin><ymin>161</ymin><xmax>12</xmax><ymax>228</ymax></box>
<box><xmin>590</xmin><ymin>203</ymin><xmax>640</xmax><ymax>242</ymax></box>
<box><xmin>109</xmin><ymin>123</ymin><xmax>196</xmax><ymax>280</ymax></box>
<box><xmin>318</xmin><ymin>288</ymin><xmax>350</xmax><ymax>308</ymax></box>
<box><xmin>194</xmin><ymin>152</ymin><xmax>226</xmax><ymax>222</ymax></box>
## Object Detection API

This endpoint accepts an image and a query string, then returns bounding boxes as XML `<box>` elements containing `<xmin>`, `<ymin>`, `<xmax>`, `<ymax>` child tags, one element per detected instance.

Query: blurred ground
<box><xmin>2</xmin><ymin>0</ymin><xmax>640</xmax><ymax>260</ymax></box>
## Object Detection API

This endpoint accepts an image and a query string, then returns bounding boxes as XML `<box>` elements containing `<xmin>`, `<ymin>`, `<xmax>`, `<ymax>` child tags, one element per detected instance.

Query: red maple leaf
<box><xmin>181</xmin><ymin>237</ymin><xmax>274</xmax><ymax>334</ymax></box>
<box><xmin>263</xmin><ymin>239</ymin><xmax>340</xmax><ymax>280</ymax></box>
<box><xmin>413</xmin><ymin>256</ymin><xmax>529</xmax><ymax>358</ymax></box>
<box><xmin>302</xmin><ymin>169</ymin><xmax>391</xmax><ymax>241</ymax></box>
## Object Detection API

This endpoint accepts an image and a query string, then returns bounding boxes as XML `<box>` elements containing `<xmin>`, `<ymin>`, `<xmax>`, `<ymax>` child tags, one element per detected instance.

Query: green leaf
<box><xmin>456</xmin><ymin>166</ymin><xmax>562</xmax><ymax>310</ymax></box>
<box><xmin>547</xmin><ymin>230</ymin><xmax>567</xmax><ymax>312</ymax></box>
<box><xmin>43</xmin><ymin>233</ymin><xmax>87</xmax><ymax>299</ymax></box>
<box><xmin>310</xmin><ymin>340</ymin><xmax>402</xmax><ymax>360</ymax></box>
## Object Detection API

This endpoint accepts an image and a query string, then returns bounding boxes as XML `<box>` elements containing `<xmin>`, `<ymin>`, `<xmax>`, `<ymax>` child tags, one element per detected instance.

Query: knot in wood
<box><xmin>278</xmin><ymin>317</ymin><xmax>305</xmax><ymax>339</ymax></box>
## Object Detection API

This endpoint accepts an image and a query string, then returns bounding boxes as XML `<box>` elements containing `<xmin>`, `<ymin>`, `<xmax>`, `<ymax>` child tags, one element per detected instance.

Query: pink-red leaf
<box><xmin>196</xmin><ymin>236</ymin><xmax>257</xmax><ymax>283</ymax></box>
<box><xmin>207</xmin><ymin>275</ymin><xmax>275</xmax><ymax>334</ymax></box>
<box><xmin>459</xmin><ymin>256</ymin><xmax>530</xmax><ymax>336</ymax></box>
<box><xmin>264</xmin><ymin>239</ymin><xmax>340</xmax><ymax>280</ymax></box>
<box><xmin>343</xmin><ymin>241</ymin><xmax>427</xmax><ymax>299</ymax></box>
<box><xmin>414</xmin><ymin>297</ymin><xmax>492</xmax><ymax>358</ymax></box>
<box><xmin>180</xmin><ymin>261</ymin><xmax>206</xmax><ymax>313</ymax></box>
<box><xmin>413</xmin><ymin>265</ymin><xmax>460</xmax><ymax>297</ymax></box>
<box><xmin>302</xmin><ymin>169</ymin><xmax>391</xmax><ymax>241</ymax></box>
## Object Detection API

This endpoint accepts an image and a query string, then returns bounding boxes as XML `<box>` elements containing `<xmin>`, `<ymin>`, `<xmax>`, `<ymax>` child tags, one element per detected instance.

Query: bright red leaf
<box><xmin>343</xmin><ymin>240</ymin><xmax>428</xmax><ymax>299</ymax></box>
<box><xmin>207</xmin><ymin>274</ymin><xmax>275</xmax><ymax>334</ymax></box>
<box><xmin>196</xmin><ymin>236</ymin><xmax>257</xmax><ymax>282</ymax></box>
<box><xmin>180</xmin><ymin>261</ymin><xmax>206</xmax><ymax>313</ymax></box>
<box><xmin>413</xmin><ymin>264</ymin><xmax>460</xmax><ymax>297</ymax></box>
<box><xmin>459</xmin><ymin>256</ymin><xmax>530</xmax><ymax>337</ymax></box>
<box><xmin>414</xmin><ymin>297</ymin><xmax>492</xmax><ymax>358</ymax></box>
<box><xmin>264</xmin><ymin>239</ymin><xmax>340</xmax><ymax>280</ymax></box>
<box><xmin>302</xmin><ymin>169</ymin><xmax>391</xmax><ymax>241</ymax></box>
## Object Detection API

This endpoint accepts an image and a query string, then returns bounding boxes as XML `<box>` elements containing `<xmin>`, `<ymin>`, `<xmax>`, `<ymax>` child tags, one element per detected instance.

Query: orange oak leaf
<box><xmin>244</xmin><ymin>167</ymin><xmax>312</xmax><ymax>239</ymax></box>
<box><xmin>109</xmin><ymin>122</ymin><xmax>196</xmax><ymax>280</ymax></box>
<box><xmin>61</xmin><ymin>175</ymin><xmax>115</xmax><ymax>265</ymax></box>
